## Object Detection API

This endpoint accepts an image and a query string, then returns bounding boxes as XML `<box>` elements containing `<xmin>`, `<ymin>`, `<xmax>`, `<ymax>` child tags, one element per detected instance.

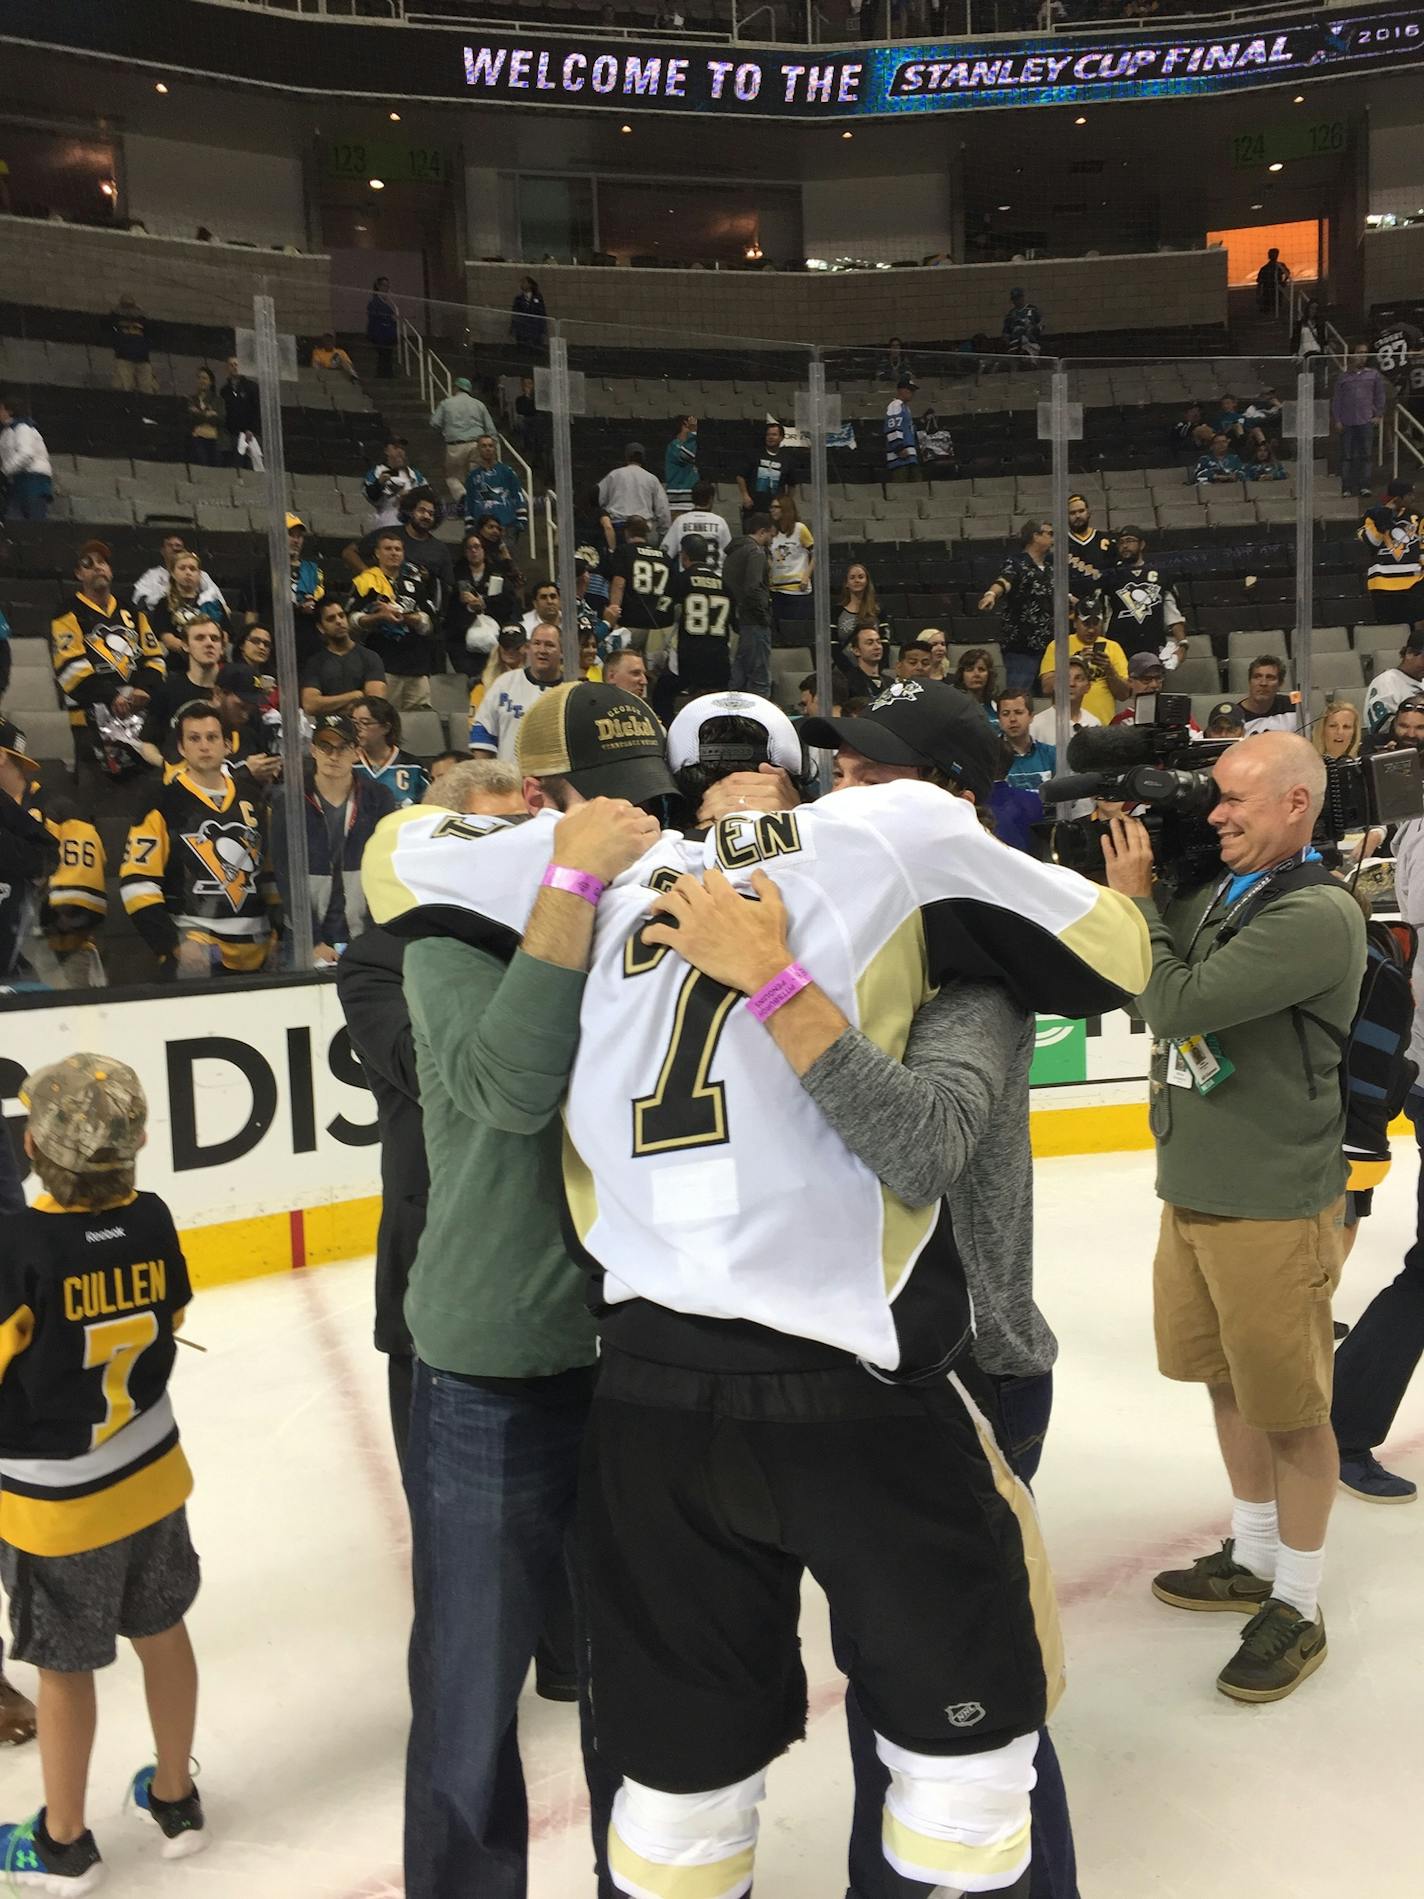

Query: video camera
<box><xmin>1042</xmin><ymin>692</ymin><xmax>1424</xmax><ymax>889</ymax></box>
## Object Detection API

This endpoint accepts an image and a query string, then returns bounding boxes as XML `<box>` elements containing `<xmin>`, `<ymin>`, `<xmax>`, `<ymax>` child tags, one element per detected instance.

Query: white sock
<box><xmin>1229</xmin><ymin>1498</ymin><xmax>1279</xmax><ymax>1580</ymax></box>
<box><xmin>1272</xmin><ymin>1541</ymin><xmax>1325</xmax><ymax>1622</ymax></box>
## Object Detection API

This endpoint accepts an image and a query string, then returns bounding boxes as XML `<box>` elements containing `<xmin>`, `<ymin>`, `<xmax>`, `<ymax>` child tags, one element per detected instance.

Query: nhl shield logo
<box><xmin>944</xmin><ymin>1701</ymin><xmax>986</xmax><ymax>1730</ymax></box>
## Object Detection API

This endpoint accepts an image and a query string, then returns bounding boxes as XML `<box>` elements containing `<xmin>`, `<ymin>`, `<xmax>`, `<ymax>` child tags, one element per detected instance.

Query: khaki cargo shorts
<box><xmin>1153</xmin><ymin>1199</ymin><xmax>1346</xmax><ymax>1433</ymax></box>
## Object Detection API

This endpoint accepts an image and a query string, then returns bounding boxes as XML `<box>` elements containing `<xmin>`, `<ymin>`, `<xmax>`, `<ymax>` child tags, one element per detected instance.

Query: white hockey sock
<box><xmin>1272</xmin><ymin>1541</ymin><xmax>1325</xmax><ymax>1623</ymax></box>
<box><xmin>1229</xmin><ymin>1497</ymin><xmax>1279</xmax><ymax>1580</ymax></box>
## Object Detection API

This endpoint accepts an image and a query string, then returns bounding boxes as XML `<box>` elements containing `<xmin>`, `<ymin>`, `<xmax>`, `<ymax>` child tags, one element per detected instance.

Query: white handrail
<box><xmin>1392</xmin><ymin>403</ymin><xmax>1424</xmax><ymax>478</ymax></box>
<box><xmin>398</xmin><ymin>310</ymin><xmax>538</xmax><ymax>559</ymax></box>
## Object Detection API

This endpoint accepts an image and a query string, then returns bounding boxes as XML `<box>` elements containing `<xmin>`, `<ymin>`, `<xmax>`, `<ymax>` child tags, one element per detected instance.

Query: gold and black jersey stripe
<box><xmin>22</xmin><ymin>779</ymin><xmax>107</xmax><ymax>948</ymax></box>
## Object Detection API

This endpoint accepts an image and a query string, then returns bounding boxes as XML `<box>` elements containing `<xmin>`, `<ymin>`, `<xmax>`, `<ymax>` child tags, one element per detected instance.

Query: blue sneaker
<box><xmin>0</xmin><ymin>1811</ymin><xmax>103</xmax><ymax>1891</ymax></box>
<box><xmin>1339</xmin><ymin>1453</ymin><xmax>1418</xmax><ymax>1504</ymax></box>
<box><xmin>126</xmin><ymin>1767</ymin><xmax>206</xmax><ymax>1860</ymax></box>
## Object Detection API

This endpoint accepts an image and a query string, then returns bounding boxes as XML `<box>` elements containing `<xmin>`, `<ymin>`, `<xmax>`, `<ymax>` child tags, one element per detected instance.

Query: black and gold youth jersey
<box><xmin>0</xmin><ymin>1190</ymin><xmax>193</xmax><ymax>1557</ymax></box>
<box><xmin>121</xmin><ymin>768</ymin><xmax>278</xmax><ymax>971</ymax></box>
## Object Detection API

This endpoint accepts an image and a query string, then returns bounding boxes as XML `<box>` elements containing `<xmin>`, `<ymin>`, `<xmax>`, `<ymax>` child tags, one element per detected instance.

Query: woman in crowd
<box><xmin>470</xmin><ymin>625</ymin><xmax>529</xmax><ymax>721</ymax></box>
<box><xmin>510</xmin><ymin>275</ymin><xmax>549</xmax><ymax>354</ymax></box>
<box><xmin>916</xmin><ymin>626</ymin><xmax>949</xmax><ymax>681</ymax></box>
<box><xmin>1292</xmin><ymin>297</ymin><xmax>1325</xmax><ymax>363</ymax></box>
<box><xmin>237</xmin><ymin>623</ymin><xmax>279</xmax><ymax>714</ymax></box>
<box><xmin>367</xmin><ymin>277</ymin><xmax>398</xmax><ymax>379</ymax></box>
<box><xmin>150</xmin><ymin>551</ymin><xmax>230</xmax><ymax>661</ymax></box>
<box><xmin>1315</xmin><ymin>699</ymin><xmax>1362</xmax><ymax>761</ymax></box>
<box><xmin>835</xmin><ymin>562</ymin><xmax>891</xmax><ymax>650</ymax></box>
<box><xmin>1247</xmin><ymin>439</ymin><xmax>1288</xmax><ymax>481</ymax></box>
<box><xmin>187</xmin><ymin>366</ymin><xmax>220</xmax><ymax>467</ymax></box>
<box><xmin>877</xmin><ymin>336</ymin><xmax>915</xmax><ymax>383</ymax></box>
<box><xmin>769</xmin><ymin>492</ymin><xmax>815</xmax><ymax>639</ymax></box>
<box><xmin>954</xmin><ymin>645</ymin><xmax>1002</xmax><ymax>727</ymax></box>
<box><xmin>473</xmin><ymin>510</ymin><xmax>523</xmax><ymax>597</ymax></box>
<box><xmin>446</xmin><ymin>527</ymin><xmax>510</xmax><ymax>676</ymax></box>
<box><xmin>350</xmin><ymin>696</ymin><xmax>431</xmax><ymax>808</ymax></box>
<box><xmin>579</xmin><ymin>631</ymin><xmax>603</xmax><ymax>682</ymax></box>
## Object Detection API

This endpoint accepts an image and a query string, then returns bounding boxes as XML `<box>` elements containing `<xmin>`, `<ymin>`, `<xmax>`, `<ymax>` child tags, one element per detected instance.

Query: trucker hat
<box><xmin>21</xmin><ymin>1053</ymin><xmax>147</xmax><ymax>1174</ymax></box>
<box><xmin>517</xmin><ymin>682</ymin><xmax>675</xmax><ymax>806</ymax></box>
<box><xmin>801</xmin><ymin>678</ymin><xmax>999</xmax><ymax>804</ymax></box>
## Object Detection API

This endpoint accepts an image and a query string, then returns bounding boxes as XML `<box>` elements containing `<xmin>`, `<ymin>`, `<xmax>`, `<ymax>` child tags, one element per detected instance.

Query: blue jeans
<box><xmin>1003</xmin><ymin>649</ymin><xmax>1042</xmax><ymax>694</ymax></box>
<box><xmin>4</xmin><ymin>473</ymin><xmax>51</xmax><ymax>521</ymax></box>
<box><xmin>730</xmin><ymin>622</ymin><xmax>772</xmax><ymax>698</ymax></box>
<box><xmin>404</xmin><ymin>1361</ymin><xmax>617</xmax><ymax>1899</ymax></box>
<box><xmin>842</xmin><ymin>1369</ymin><xmax>1079</xmax><ymax>1899</ymax></box>
<box><xmin>1339</xmin><ymin>422</ymin><xmax>1374</xmax><ymax>494</ymax></box>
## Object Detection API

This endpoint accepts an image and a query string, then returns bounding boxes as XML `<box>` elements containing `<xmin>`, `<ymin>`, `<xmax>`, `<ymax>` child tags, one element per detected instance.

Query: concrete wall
<box><xmin>123</xmin><ymin>134</ymin><xmax>308</xmax><ymax>250</ymax></box>
<box><xmin>463</xmin><ymin>248</ymin><xmax>1226</xmax><ymax>348</ymax></box>
<box><xmin>1369</xmin><ymin>122</ymin><xmax>1424</xmax><ymax>223</ymax></box>
<box><xmin>801</xmin><ymin>173</ymin><xmax>953</xmax><ymax>269</ymax></box>
<box><xmin>1362</xmin><ymin>226</ymin><xmax>1424</xmax><ymax>310</ymax></box>
<box><xmin>0</xmin><ymin>216</ymin><xmax>332</xmax><ymax>332</ymax></box>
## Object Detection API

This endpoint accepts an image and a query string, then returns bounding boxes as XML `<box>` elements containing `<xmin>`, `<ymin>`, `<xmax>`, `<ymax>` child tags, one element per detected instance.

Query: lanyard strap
<box><xmin>1186</xmin><ymin>849</ymin><xmax>1312</xmax><ymax>960</ymax></box>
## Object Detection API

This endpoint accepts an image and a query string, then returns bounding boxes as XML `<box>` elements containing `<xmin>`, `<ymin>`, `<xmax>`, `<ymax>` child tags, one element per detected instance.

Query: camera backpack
<box><xmin>1230</xmin><ymin>863</ymin><xmax>1418</xmax><ymax>1175</ymax></box>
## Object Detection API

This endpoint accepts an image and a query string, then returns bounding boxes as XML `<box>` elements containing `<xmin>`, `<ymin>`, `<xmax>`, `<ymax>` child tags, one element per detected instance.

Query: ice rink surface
<box><xmin>6</xmin><ymin>1144</ymin><xmax>1423</xmax><ymax>1898</ymax></box>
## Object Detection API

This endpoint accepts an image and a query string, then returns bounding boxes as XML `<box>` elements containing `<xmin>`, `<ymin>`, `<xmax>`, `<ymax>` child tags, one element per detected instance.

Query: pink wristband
<box><xmin>745</xmin><ymin>962</ymin><xmax>812</xmax><ymax>1022</ymax></box>
<box><xmin>541</xmin><ymin>863</ymin><xmax>606</xmax><ymax>907</ymax></box>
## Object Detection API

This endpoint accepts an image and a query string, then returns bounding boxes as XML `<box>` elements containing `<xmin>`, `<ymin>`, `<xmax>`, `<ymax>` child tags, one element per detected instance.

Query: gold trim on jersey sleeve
<box><xmin>0</xmin><ymin>1306</ymin><xmax>35</xmax><ymax>1384</ymax></box>
<box><xmin>1058</xmin><ymin>886</ymin><xmax>1152</xmax><ymax>998</ymax></box>
<box><xmin>562</xmin><ymin>1125</ymin><xmax>599</xmax><ymax>1249</ymax></box>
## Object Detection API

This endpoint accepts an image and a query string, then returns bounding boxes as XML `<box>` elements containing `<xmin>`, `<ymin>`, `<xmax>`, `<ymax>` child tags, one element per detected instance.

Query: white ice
<box><xmin>5</xmin><ymin>1144</ymin><xmax>1422</xmax><ymax>1897</ymax></box>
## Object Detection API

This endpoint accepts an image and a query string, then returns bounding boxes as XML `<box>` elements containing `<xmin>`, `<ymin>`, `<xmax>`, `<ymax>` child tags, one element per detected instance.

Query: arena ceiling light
<box><xmin>1293</xmin><ymin>94</ymin><xmax>1305</xmax><ymax>103</ymax></box>
<box><xmin>369</xmin><ymin>177</ymin><xmax>386</xmax><ymax>189</ymax></box>
<box><xmin>997</xmin><ymin>203</ymin><xmax>1011</xmax><ymax>210</ymax></box>
<box><xmin>1074</xmin><ymin>115</ymin><xmax>1087</xmax><ymax>125</ymax></box>
<box><xmin>154</xmin><ymin>82</ymin><xmax>169</xmax><ymax>95</ymax></box>
<box><xmin>620</xmin><ymin>123</ymin><xmax>632</xmax><ymax>134</ymax></box>
<box><xmin>389</xmin><ymin>110</ymin><xmax>401</xmax><ymax>122</ymax></box>
<box><xmin>841</xmin><ymin>130</ymin><xmax>853</xmax><ymax>140</ymax></box>
<box><xmin>1268</xmin><ymin>161</ymin><xmax>1284</xmax><ymax>172</ymax></box>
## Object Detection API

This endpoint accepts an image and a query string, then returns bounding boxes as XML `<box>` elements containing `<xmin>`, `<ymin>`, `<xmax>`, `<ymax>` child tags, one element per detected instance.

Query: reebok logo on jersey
<box><xmin>181</xmin><ymin>821</ymin><xmax>260</xmax><ymax>912</ymax></box>
<box><xmin>944</xmin><ymin>1701</ymin><xmax>986</xmax><ymax>1729</ymax></box>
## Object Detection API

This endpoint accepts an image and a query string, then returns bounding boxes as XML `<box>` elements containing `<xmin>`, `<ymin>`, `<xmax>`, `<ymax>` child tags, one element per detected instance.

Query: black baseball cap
<box><xmin>517</xmin><ymin>682</ymin><xmax>676</xmax><ymax>806</ymax></box>
<box><xmin>0</xmin><ymin>717</ymin><xmax>39</xmax><ymax>777</ymax></box>
<box><xmin>313</xmin><ymin>712</ymin><xmax>358</xmax><ymax>746</ymax></box>
<box><xmin>216</xmin><ymin>663</ymin><xmax>265</xmax><ymax>705</ymax></box>
<box><xmin>801</xmin><ymin>679</ymin><xmax>999</xmax><ymax>804</ymax></box>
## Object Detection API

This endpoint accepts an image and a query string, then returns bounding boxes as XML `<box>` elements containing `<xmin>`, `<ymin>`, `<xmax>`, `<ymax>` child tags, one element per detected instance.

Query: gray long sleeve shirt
<box><xmin>799</xmin><ymin>977</ymin><xmax>1057</xmax><ymax>1379</ymax></box>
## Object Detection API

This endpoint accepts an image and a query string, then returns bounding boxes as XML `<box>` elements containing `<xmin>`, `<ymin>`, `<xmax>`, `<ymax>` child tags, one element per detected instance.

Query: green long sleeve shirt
<box><xmin>402</xmin><ymin>938</ymin><xmax>597</xmax><ymax>1378</ymax></box>
<box><xmin>1134</xmin><ymin>878</ymin><xmax>1365</xmax><ymax>1220</ymax></box>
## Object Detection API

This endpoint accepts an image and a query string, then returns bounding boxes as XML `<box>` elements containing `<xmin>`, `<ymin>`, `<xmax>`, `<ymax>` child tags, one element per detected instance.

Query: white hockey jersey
<box><xmin>363</xmin><ymin>784</ymin><xmax>1150</xmax><ymax>1370</ymax></box>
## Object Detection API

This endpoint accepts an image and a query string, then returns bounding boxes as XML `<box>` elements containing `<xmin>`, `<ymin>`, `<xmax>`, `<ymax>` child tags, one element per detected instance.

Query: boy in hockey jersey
<box><xmin>0</xmin><ymin>1054</ymin><xmax>204</xmax><ymax>1887</ymax></box>
<box><xmin>120</xmin><ymin>702</ymin><xmax>280</xmax><ymax>979</ymax></box>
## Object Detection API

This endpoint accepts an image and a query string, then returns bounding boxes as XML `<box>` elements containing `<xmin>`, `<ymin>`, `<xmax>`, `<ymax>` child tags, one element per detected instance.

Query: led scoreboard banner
<box><xmin>4</xmin><ymin>0</ymin><xmax>1423</xmax><ymax>120</ymax></box>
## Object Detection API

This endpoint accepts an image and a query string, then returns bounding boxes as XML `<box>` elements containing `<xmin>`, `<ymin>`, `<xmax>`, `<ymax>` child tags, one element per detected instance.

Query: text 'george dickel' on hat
<box><xmin>517</xmin><ymin>681</ymin><xmax>676</xmax><ymax>807</ymax></box>
<box><xmin>801</xmin><ymin>678</ymin><xmax>999</xmax><ymax>805</ymax></box>
<box><xmin>21</xmin><ymin>1053</ymin><xmax>147</xmax><ymax>1174</ymax></box>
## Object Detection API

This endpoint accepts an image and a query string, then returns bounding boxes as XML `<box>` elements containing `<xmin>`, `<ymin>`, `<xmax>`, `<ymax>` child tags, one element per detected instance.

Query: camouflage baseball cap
<box><xmin>21</xmin><ymin>1053</ymin><xmax>147</xmax><ymax>1173</ymax></box>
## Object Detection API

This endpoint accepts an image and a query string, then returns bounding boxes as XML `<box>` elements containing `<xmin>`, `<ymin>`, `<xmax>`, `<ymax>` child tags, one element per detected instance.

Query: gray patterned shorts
<box><xmin>0</xmin><ymin>1508</ymin><xmax>200</xmax><ymax>1673</ymax></box>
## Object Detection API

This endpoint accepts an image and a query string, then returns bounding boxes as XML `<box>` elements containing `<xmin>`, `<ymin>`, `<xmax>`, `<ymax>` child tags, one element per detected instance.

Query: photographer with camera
<box><xmin>1101</xmin><ymin>731</ymin><xmax>1366</xmax><ymax>1703</ymax></box>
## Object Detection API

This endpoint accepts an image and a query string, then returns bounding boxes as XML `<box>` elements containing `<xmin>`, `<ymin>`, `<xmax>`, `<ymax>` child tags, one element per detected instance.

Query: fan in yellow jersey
<box><xmin>121</xmin><ymin>703</ymin><xmax>279</xmax><ymax>979</ymax></box>
<box><xmin>0</xmin><ymin>719</ymin><xmax>107</xmax><ymax>988</ymax></box>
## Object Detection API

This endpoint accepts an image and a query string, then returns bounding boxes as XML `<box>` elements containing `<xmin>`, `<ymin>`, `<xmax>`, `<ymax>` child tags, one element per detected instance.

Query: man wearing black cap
<box><xmin>362</xmin><ymin>682</ymin><xmax>669</xmax><ymax>1899</ymax></box>
<box><xmin>271</xmin><ymin>714</ymin><xmax>396</xmax><ymax>965</ymax></box>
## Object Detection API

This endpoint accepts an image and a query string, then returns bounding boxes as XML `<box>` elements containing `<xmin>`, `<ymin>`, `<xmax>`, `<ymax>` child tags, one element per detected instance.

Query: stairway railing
<box><xmin>397</xmin><ymin>312</ymin><xmax>539</xmax><ymax>561</ymax></box>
